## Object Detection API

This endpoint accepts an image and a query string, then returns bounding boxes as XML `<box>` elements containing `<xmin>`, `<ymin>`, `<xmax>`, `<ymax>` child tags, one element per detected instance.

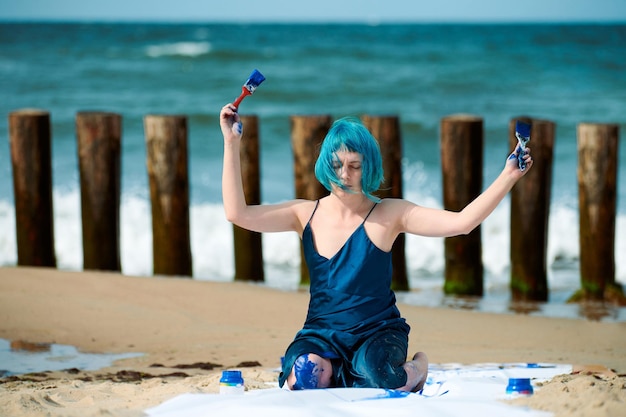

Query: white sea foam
<box><xmin>0</xmin><ymin>200</ymin><xmax>16</xmax><ymax>266</ymax></box>
<box><xmin>145</xmin><ymin>41</ymin><xmax>212</xmax><ymax>58</ymax></box>
<box><xmin>0</xmin><ymin>190</ymin><xmax>624</xmax><ymax>291</ymax></box>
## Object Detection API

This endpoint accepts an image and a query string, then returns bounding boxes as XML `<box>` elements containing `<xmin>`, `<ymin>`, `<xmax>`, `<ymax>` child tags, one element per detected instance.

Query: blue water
<box><xmin>1</xmin><ymin>23</ymin><xmax>625</xmax><ymax>318</ymax></box>
<box><xmin>0</xmin><ymin>338</ymin><xmax>142</xmax><ymax>377</ymax></box>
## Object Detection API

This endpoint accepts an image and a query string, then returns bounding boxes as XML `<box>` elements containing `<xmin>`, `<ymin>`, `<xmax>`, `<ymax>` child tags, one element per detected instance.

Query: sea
<box><xmin>1</xmin><ymin>22</ymin><xmax>625</xmax><ymax>321</ymax></box>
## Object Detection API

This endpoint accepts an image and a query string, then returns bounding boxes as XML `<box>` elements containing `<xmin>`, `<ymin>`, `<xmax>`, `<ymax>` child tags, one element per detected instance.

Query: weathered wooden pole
<box><xmin>291</xmin><ymin>115</ymin><xmax>332</xmax><ymax>286</ymax></box>
<box><xmin>509</xmin><ymin>117</ymin><xmax>555</xmax><ymax>301</ymax></box>
<box><xmin>233</xmin><ymin>115</ymin><xmax>264</xmax><ymax>282</ymax></box>
<box><xmin>9</xmin><ymin>109</ymin><xmax>56</xmax><ymax>267</ymax></box>
<box><xmin>76</xmin><ymin>111</ymin><xmax>122</xmax><ymax>271</ymax></box>
<box><xmin>573</xmin><ymin>123</ymin><xmax>624</xmax><ymax>304</ymax></box>
<box><xmin>361</xmin><ymin>115</ymin><xmax>409</xmax><ymax>291</ymax></box>
<box><xmin>144</xmin><ymin>115</ymin><xmax>192</xmax><ymax>277</ymax></box>
<box><xmin>440</xmin><ymin>114</ymin><xmax>484</xmax><ymax>296</ymax></box>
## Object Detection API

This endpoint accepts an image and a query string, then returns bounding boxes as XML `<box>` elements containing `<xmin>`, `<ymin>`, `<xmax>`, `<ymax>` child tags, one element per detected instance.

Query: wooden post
<box><xmin>361</xmin><ymin>115</ymin><xmax>408</xmax><ymax>291</ymax></box>
<box><xmin>233</xmin><ymin>115</ymin><xmax>264</xmax><ymax>282</ymax></box>
<box><xmin>509</xmin><ymin>117</ymin><xmax>555</xmax><ymax>301</ymax></box>
<box><xmin>291</xmin><ymin>115</ymin><xmax>332</xmax><ymax>286</ymax></box>
<box><xmin>144</xmin><ymin>115</ymin><xmax>192</xmax><ymax>277</ymax></box>
<box><xmin>440</xmin><ymin>114</ymin><xmax>484</xmax><ymax>296</ymax></box>
<box><xmin>9</xmin><ymin>109</ymin><xmax>56</xmax><ymax>267</ymax></box>
<box><xmin>76</xmin><ymin>111</ymin><xmax>122</xmax><ymax>271</ymax></box>
<box><xmin>573</xmin><ymin>123</ymin><xmax>624</xmax><ymax>304</ymax></box>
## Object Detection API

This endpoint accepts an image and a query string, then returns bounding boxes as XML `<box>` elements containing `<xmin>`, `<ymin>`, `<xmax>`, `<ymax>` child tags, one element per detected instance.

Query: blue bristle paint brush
<box><xmin>515</xmin><ymin>120</ymin><xmax>531</xmax><ymax>171</ymax></box>
<box><xmin>232</xmin><ymin>69</ymin><xmax>265</xmax><ymax>110</ymax></box>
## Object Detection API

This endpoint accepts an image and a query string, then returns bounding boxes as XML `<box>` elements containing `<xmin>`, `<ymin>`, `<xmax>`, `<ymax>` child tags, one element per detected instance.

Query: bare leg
<box><xmin>397</xmin><ymin>352</ymin><xmax>428</xmax><ymax>392</ymax></box>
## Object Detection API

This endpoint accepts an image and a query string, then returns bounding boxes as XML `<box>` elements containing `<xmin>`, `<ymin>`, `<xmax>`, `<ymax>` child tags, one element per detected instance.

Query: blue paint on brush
<box><xmin>515</xmin><ymin>120</ymin><xmax>531</xmax><ymax>171</ymax></box>
<box><xmin>292</xmin><ymin>354</ymin><xmax>319</xmax><ymax>390</ymax></box>
<box><xmin>233</xmin><ymin>69</ymin><xmax>266</xmax><ymax>109</ymax></box>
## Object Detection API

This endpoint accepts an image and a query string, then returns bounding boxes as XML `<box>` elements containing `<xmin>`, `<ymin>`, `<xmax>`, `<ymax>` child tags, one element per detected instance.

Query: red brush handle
<box><xmin>233</xmin><ymin>87</ymin><xmax>251</xmax><ymax>109</ymax></box>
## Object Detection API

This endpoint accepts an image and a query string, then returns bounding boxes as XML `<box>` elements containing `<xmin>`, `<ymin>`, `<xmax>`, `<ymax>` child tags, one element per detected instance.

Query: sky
<box><xmin>1</xmin><ymin>0</ymin><xmax>626</xmax><ymax>23</ymax></box>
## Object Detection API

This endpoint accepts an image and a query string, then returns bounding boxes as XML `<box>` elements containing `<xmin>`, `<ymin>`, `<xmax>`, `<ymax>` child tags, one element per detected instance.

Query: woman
<box><xmin>220</xmin><ymin>103</ymin><xmax>533</xmax><ymax>392</ymax></box>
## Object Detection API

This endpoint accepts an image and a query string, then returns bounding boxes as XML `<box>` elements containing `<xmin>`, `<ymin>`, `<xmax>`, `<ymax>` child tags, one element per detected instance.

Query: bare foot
<box><xmin>399</xmin><ymin>352</ymin><xmax>429</xmax><ymax>392</ymax></box>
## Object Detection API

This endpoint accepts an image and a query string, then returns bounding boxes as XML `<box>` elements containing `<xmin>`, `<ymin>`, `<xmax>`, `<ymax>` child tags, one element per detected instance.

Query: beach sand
<box><xmin>0</xmin><ymin>266</ymin><xmax>624</xmax><ymax>416</ymax></box>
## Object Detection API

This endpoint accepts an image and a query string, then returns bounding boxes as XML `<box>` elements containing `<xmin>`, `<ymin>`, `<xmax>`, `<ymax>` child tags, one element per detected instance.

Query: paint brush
<box><xmin>515</xmin><ymin>120</ymin><xmax>531</xmax><ymax>171</ymax></box>
<box><xmin>232</xmin><ymin>69</ymin><xmax>265</xmax><ymax>110</ymax></box>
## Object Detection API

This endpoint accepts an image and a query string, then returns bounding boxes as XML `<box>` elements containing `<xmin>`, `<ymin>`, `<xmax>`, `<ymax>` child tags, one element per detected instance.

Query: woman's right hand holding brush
<box><xmin>221</xmin><ymin>103</ymin><xmax>246</xmax><ymax>224</ymax></box>
<box><xmin>220</xmin><ymin>103</ymin><xmax>243</xmax><ymax>144</ymax></box>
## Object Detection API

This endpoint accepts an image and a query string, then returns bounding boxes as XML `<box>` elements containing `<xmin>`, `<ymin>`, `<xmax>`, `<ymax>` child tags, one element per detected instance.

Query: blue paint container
<box><xmin>506</xmin><ymin>378</ymin><xmax>534</xmax><ymax>397</ymax></box>
<box><xmin>220</xmin><ymin>370</ymin><xmax>244</xmax><ymax>395</ymax></box>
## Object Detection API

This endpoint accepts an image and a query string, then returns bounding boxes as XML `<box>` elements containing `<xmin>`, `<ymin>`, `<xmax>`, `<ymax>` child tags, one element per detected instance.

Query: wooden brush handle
<box><xmin>233</xmin><ymin>87</ymin><xmax>251</xmax><ymax>109</ymax></box>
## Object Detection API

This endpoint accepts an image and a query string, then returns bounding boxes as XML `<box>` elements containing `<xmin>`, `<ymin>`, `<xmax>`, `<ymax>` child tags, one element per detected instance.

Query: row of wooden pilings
<box><xmin>7</xmin><ymin>109</ymin><xmax>624</xmax><ymax>303</ymax></box>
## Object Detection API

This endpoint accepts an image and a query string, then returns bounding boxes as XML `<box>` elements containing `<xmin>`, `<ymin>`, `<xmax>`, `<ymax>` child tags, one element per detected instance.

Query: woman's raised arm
<box><xmin>220</xmin><ymin>104</ymin><xmax>306</xmax><ymax>234</ymax></box>
<box><xmin>400</xmin><ymin>146</ymin><xmax>533</xmax><ymax>238</ymax></box>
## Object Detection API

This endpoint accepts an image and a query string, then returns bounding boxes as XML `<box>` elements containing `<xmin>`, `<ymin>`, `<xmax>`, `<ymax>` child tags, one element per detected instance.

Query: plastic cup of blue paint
<box><xmin>220</xmin><ymin>370</ymin><xmax>244</xmax><ymax>395</ymax></box>
<box><xmin>506</xmin><ymin>378</ymin><xmax>534</xmax><ymax>397</ymax></box>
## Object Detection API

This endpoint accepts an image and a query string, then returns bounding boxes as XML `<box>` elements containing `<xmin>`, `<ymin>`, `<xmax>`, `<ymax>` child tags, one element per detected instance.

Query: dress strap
<box><xmin>362</xmin><ymin>202</ymin><xmax>378</xmax><ymax>224</ymax></box>
<box><xmin>307</xmin><ymin>200</ymin><xmax>321</xmax><ymax>225</ymax></box>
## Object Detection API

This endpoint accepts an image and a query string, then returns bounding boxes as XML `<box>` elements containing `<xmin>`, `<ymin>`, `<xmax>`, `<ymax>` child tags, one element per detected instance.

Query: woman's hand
<box><xmin>220</xmin><ymin>103</ymin><xmax>243</xmax><ymax>143</ymax></box>
<box><xmin>505</xmin><ymin>145</ymin><xmax>534</xmax><ymax>178</ymax></box>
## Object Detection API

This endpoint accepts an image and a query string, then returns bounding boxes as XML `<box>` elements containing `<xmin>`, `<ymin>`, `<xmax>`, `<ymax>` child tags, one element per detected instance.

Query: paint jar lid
<box><xmin>506</xmin><ymin>378</ymin><xmax>534</xmax><ymax>396</ymax></box>
<box><xmin>220</xmin><ymin>370</ymin><xmax>243</xmax><ymax>384</ymax></box>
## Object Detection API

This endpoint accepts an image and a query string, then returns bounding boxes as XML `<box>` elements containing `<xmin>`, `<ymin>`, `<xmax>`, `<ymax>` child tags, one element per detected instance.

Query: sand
<box><xmin>0</xmin><ymin>266</ymin><xmax>624</xmax><ymax>417</ymax></box>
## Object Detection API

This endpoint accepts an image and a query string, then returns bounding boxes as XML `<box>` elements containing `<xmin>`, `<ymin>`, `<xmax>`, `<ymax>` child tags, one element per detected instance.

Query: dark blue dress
<box><xmin>278</xmin><ymin>201</ymin><xmax>410</xmax><ymax>388</ymax></box>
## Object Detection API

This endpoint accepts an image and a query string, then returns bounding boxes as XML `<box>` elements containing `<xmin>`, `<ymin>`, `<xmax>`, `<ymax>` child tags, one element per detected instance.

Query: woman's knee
<box><xmin>351</xmin><ymin>331</ymin><xmax>409</xmax><ymax>388</ymax></box>
<box><xmin>286</xmin><ymin>353</ymin><xmax>333</xmax><ymax>390</ymax></box>
<box><xmin>353</xmin><ymin>358</ymin><xmax>407</xmax><ymax>388</ymax></box>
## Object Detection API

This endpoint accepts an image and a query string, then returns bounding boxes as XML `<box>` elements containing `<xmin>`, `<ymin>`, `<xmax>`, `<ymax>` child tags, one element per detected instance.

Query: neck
<box><xmin>329</xmin><ymin>189</ymin><xmax>370</xmax><ymax>213</ymax></box>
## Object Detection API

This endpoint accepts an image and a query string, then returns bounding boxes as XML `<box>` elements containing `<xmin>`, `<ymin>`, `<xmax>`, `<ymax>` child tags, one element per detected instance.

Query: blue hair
<box><xmin>314</xmin><ymin>117</ymin><xmax>384</xmax><ymax>202</ymax></box>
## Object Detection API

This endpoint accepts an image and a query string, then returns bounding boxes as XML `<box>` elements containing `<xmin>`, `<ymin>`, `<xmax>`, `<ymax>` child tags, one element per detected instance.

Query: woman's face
<box><xmin>332</xmin><ymin>150</ymin><xmax>363</xmax><ymax>193</ymax></box>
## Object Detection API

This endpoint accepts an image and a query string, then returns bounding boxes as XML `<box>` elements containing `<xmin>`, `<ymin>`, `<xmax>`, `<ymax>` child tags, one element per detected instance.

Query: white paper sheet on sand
<box><xmin>145</xmin><ymin>363</ymin><xmax>572</xmax><ymax>417</ymax></box>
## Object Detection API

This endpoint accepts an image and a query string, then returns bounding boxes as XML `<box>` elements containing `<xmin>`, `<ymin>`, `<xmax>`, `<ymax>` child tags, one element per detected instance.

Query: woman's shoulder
<box><xmin>373</xmin><ymin>198</ymin><xmax>421</xmax><ymax>224</ymax></box>
<box><xmin>376</xmin><ymin>197</ymin><xmax>418</xmax><ymax>210</ymax></box>
<box><xmin>289</xmin><ymin>198</ymin><xmax>320</xmax><ymax>223</ymax></box>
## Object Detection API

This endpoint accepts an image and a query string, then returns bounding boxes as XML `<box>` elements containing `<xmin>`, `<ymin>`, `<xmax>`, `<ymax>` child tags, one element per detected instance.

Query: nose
<box><xmin>339</xmin><ymin>165</ymin><xmax>349</xmax><ymax>180</ymax></box>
